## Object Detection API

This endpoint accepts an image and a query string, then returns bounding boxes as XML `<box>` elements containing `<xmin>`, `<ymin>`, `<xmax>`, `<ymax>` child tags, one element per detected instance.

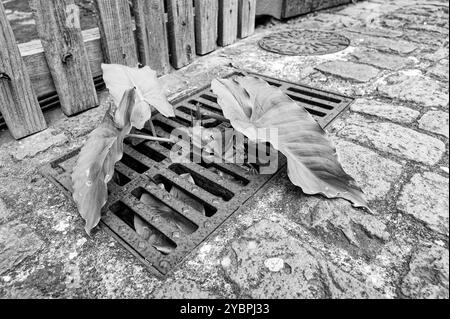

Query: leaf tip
<box><xmin>84</xmin><ymin>226</ymin><xmax>93</xmax><ymax>237</ymax></box>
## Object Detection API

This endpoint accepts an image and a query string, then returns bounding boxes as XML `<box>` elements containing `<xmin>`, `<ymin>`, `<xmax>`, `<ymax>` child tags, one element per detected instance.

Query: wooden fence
<box><xmin>0</xmin><ymin>0</ymin><xmax>256</xmax><ymax>139</ymax></box>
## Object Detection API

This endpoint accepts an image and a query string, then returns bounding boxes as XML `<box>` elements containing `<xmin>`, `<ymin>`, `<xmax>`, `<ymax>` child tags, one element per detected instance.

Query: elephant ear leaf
<box><xmin>102</xmin><ymin>63</ymin><xmax>175</xmax><ymax>129</ymax></box>
<box><xmin>211</xmin><ymin>76</ymin><xmax>369</xmax><ymax>210</ymax></box>
<box><xmin>72</xmin><ymin>89</ymin><xmax>136</xmax><ymax>235</ymax></box>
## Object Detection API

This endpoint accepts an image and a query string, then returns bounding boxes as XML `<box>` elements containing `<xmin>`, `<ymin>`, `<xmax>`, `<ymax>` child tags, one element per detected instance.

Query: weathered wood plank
<box><xmin>218</xmin><ymin>0</ymin><xmax>238</xmax><ymax>47</ymax></box>
<box><xmin>132</xmin><ymin>0</ymin><xmax>171</xmax><ymax>75</ymax></box>
<box><xmin>255</xmin><ymin>0</ymin><xmax>283</xmax><ymax>19</ymax></box>
<box><xmin>31</xmin><ymin>0</ymin><xmax>98</xmax><ymax>116</ymax></box>
<box><xmin>283</xmin><ymin>0</ymin><xmax>352</xmax><ymax>18</ymax></box>
<box><xmin>166</xmin><ymin>0</ymin><xmax>196</xmax><ymax>69</ymax></box>
<box><xmin>20</xmin><ymin>28</ymin><xmax>105</xmax><ymax>99</ymax></box>
<box><xmin>0</xmin><ymin>2</ymin><xmax>47</xmax><ymax>139</ymax></box>
<box><xmin>95</xmin><ymin>0</ymin><xmax>138</xmax><ymax>66</ymax></box>
<box><xmin>256</xmin><ymin>0</ymin><xmax>352</xmax><ymax>19</ymax></box>
<box><xmin>238</xmin><ymin>0</ymin><xmax>256</xmax><ymax>38</ymax></box>
<box><xmin>194</xmin><ymin>0</ymin><xmax>218</xmax><ymax>55</ymax></box>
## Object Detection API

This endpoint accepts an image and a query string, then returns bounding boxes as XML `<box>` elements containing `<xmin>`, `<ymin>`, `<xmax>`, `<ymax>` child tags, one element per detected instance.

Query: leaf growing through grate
<box><xmin>44</xmin><ymin>71</ymin><xmax>355</xmax><ymax>274</ymax></box>
<box><xmin>72</xmin><ymin>89</ymin><xmax>136</xmax><ymax>234</ymax></box>
<box><xmin>102</xmin><ymin>64</ymin><xmax>175</xmax><ymax>129</ymax></box>
<box><xmin>212</xmin><ymin>75</ymin><xmax>370</xmax><ymax>210</ymax></box>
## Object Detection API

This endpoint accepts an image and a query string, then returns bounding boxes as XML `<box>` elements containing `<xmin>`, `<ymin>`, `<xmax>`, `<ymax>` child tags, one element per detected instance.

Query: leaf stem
<box><xmin>148</xmin><ymin>119</ymin><xmax>157</xmax><ymax>136</ymax></box>
<box><xmin>127</xmin><ymin>134</ymin><xmax>174</xmax><ymax>143</ymax></box>
<box><xmin>200</xmin><ymin>113</ymin><xmax>229</xmax><ymax>123</ymax></box>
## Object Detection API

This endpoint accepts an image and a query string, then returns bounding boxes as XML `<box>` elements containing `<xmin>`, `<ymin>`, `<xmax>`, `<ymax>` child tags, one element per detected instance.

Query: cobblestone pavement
<box><xmin>0</xmin><ymin>0</ymin><xmax>448</xmax><ymax>299</ymax></box>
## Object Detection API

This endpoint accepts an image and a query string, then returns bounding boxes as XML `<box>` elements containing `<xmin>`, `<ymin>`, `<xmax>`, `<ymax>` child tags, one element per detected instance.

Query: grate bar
<box><xmin>121</xmin><ymin>194</ymin><xmax>180</xmax><ymax>243</ymax></box>
<box><xmin>151</xmin><ymin>168</ymin><xmax>227</xmax><ymax>209</ymax></box>
<box><xmin>122</xmin><ymin>145</ymin><xmax>158</xmax><ymax>172</ymax></box>
<box><xmin>182</xmin><ymin>162</ymin><xmax>243</xmax><ymax>195</ymax></box>
<box><xmin>191</xmin><ymin>97</ymin><xmax>223</xmax><ymax>112</ymax></box>
<box><xmin>115</xmin><ymin>162</ymin><xmax>140</xmax><ymax>181</ymax></box>
<box><xmin>179</xmin><ymin>103</ymin><xmax>223</xmax><ymax>120</ymax></box>
<box><xmin>102</xmin><ymin>212</ymin><xmax>169</xmax><ymax>273</ymax></box>
<box><xmin>174</xmin><ymin>109</ymin><xmax>196</xmax><ymax>124</ymax></box>
<box><xmin>141</xmin><ymin>182</ymin><xmax>206</xmax><ymax>226</ymax></box>
<box><xmin>286</xmin><ymin>91</ymin><xmax>337</xmax><ymax>110</ymax></box>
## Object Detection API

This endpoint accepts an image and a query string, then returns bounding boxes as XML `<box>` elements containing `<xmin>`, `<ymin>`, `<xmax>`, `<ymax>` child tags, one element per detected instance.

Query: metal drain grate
<box><xmin>0</xmin><ymin>75</ymin><xmax>106</xmax><ymax>130</ymax></box>
<box><xmin>41</xmin><ymin>72</ymin><xmax>354</xmax><ymax>276</ymax></box>
<box><xmin>259</xmin><ymin>29</ymin><xmax>351</xmax><ymax>56</ymax></box>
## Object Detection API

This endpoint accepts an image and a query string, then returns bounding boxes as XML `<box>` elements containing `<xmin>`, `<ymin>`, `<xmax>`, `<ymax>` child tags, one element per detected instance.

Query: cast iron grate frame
<box><xmin>41</xmin><ymin>71</ymin><xmax>354</xmax><ymax>276</ymax></box>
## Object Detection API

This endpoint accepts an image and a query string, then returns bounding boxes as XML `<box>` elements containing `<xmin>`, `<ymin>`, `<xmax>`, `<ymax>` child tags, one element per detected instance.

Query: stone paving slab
<box><xmin>350</xmin><ymin>49</ymin><xmax>416</xmax><ymax>70</ymax></box>
<box><xmin>0</xmin><ymin>0</ymin><xmax>448</xmax><ymax>299</ymax></box>
<box><xmin>222</xmin><ymin>219</ymin><xmax>383</xmax><ymax>299</ymax></box>
<box><xmin>315</xmin><ymin>60</ymin><xmax>381</xmax><ymax>82</ymax></box>
<box><xmin>345</xmin><ymin>27</ymin><xmax>404</xmax><ymax>39</ymax></box>
<box><xmin>350</xmin><ymin>98</ymin><xmax>421</xmax><ymax>123</ymax></box>
<box><xmin>0</xmin><ymin>222</ymin><xmax>44</xmax><ymax>276</ymax></box>
<box><xmin>351</xmin><ymin>35</ymin><xmax>419</xmax><ymax>55</ymax></box>
<box><xmin>333</xmin><ymin>139</ymin><xmax>404</xmax><ymax>200</ymax></box>
<box><xmin>377</xmin><ymin>70</ymin><xmax>449</xmax><ymax>109</ymax></box>
<box><xmin>0</xmin><ymin>198</ymin><xmax>13</xmax><ymax>222</ymax></box>
<box><xmin>401</xmin><ymin>244</ymin><xmax>449</xmax><ymax>299</ymax></box>
<box><xmin>427</xmin><ymin>59</ymin><xmax>449</xmax><ymax>81</ymax></box>
<box><xmin>419</xmin><ymin>110</ymin><xmax>450</xmax><ymax>138</ymax></box>
<box><xmin>334</xmin><ymin>114</ymin><xmax>446</xmax><ymax>165</ymax></box>
<box><xmin>397</xmin><ymin>172</ymin><xmax>449</xmax><ymax>236</ymax></box>
<box><xmin>9</xmin><ymin>129</ymin><xmax>68</xmax><ymax>161</ymax></box>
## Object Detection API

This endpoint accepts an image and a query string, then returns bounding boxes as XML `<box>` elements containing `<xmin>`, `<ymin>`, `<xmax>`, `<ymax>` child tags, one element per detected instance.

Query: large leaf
<box><xmin>134</xmin><ymin>212</ymin><xmax>176</xmax><ymax>255</ymax></box>
<box><xmin>139</xmin><ymin>182</ymin><xmax>199</xmax><ymax>234</ymax></box>
<box><xmin>170</xmin><ymin>173</ymin><xmax>205</xmax><ymax>217</ymax></box>
<box><xmin>211</xmin><ymin>76</ymin><xmax>369</xmax><ymax>209</ymax></box>
<box><xmin>134</xmin><ymin>177</ymin><xmax>200</xmax><ymax>254</ymax></box>
<box><xmin>72</xmin><ymin>89</ymin><xmax>136</xmax><ymax>234</ymax></box>
<box><xmin>102</xmin><ymin>63</ymin><xmax>175</xmax><ymax>129</ymax></box>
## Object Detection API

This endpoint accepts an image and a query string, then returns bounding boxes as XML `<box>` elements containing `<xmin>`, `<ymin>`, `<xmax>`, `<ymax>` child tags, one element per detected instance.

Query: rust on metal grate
<box><xmin>41</xmin><ymin>72</ymin><xmax>354</xmax><ymax>276</ymax></box>
<box><xmin>259</xmin><ymin>29</ymin><xmax>351</xmax><ymax>56</ymax></box>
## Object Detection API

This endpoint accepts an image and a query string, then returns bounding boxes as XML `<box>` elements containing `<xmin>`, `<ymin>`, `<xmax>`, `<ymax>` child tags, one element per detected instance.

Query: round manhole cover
<box><xmin>259</xmin><ymin>30</ymin><xmax>351</xmax><ymax>56</ymax></box>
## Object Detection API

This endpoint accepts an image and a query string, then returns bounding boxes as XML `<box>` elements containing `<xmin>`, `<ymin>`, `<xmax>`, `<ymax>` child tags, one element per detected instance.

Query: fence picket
<box><xmin>194</xmin><ymin>0</ymin><xmax>219</xmax><ymax>55</ymax></box>
<box><xmin>132</xmin><ymin>0</ymin><xmax>171</xmax><ymax>75</ymax></box>
<box><xmin>238</xmin><ymin>0</ymin><xmax>256</xmax><ymax>38</ymax></box>
<box><xmin>218</xmin><ymin>0</ymin><xmax>238</xmax><ymax>47</ymax></box>
<box><xmin>32</xmin><ymin>0</ymin><xmax>98</xmax><ymax>116</ymax></box>
<box><xmin>166</xmin><ymin>0</ymin><xmax>196</xmax><ymax>69</ymax></box>
<box><xmin>95</xmin><ymin>0</ymin><xmax>138</xmax><ymax>66</ymax></box>
<box><xmin>0</xmin><ymin>2</ymin><xmax>47</xmax><ymax>139</ymax></box>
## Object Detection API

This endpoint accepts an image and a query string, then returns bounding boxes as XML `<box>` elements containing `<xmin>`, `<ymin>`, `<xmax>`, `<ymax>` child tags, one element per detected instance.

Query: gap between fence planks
<box><xmin>31</xmin><ymin>0</ymin><xmax>98</xmax><ymax>116</ymax></box>
<box><xmin>95</xmin><ymin>0</ymin><xmax>138</xmax><ymax>66</ymax></box>
<box><xmin>132</xmin><ymin>0</ymin><xmax>171</xmax><ymax>75</ymax></box>
<box><xmin>166</xmin><ymin>0</ymin><xmax>196</xmax><ymax>69</ymax></box>
<box><xmin>0</xmin><ymin>1</ymin><xmax>47</xmax><ymax>139</ymax></box>
<box><xmin>238</xmin><ymin>0</ymin><xmax>256</xmax><ymax>38</ymax></box>
<box><xmin>194</xmin><ymin>0</ymin><xmax>219</xmax><ymax>55</ymax></box>
<box><xmin>218</xmin><ymin>0</ymin><xmax>239</xmax><ymax>47</ymax></box>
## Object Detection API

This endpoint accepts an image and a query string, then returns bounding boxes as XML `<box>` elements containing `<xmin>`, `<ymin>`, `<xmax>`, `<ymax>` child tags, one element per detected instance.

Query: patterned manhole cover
<box><xmin>259</xmin><ymin>29</ymin><xmax>351</xmax><ymax>56</ymax></box>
